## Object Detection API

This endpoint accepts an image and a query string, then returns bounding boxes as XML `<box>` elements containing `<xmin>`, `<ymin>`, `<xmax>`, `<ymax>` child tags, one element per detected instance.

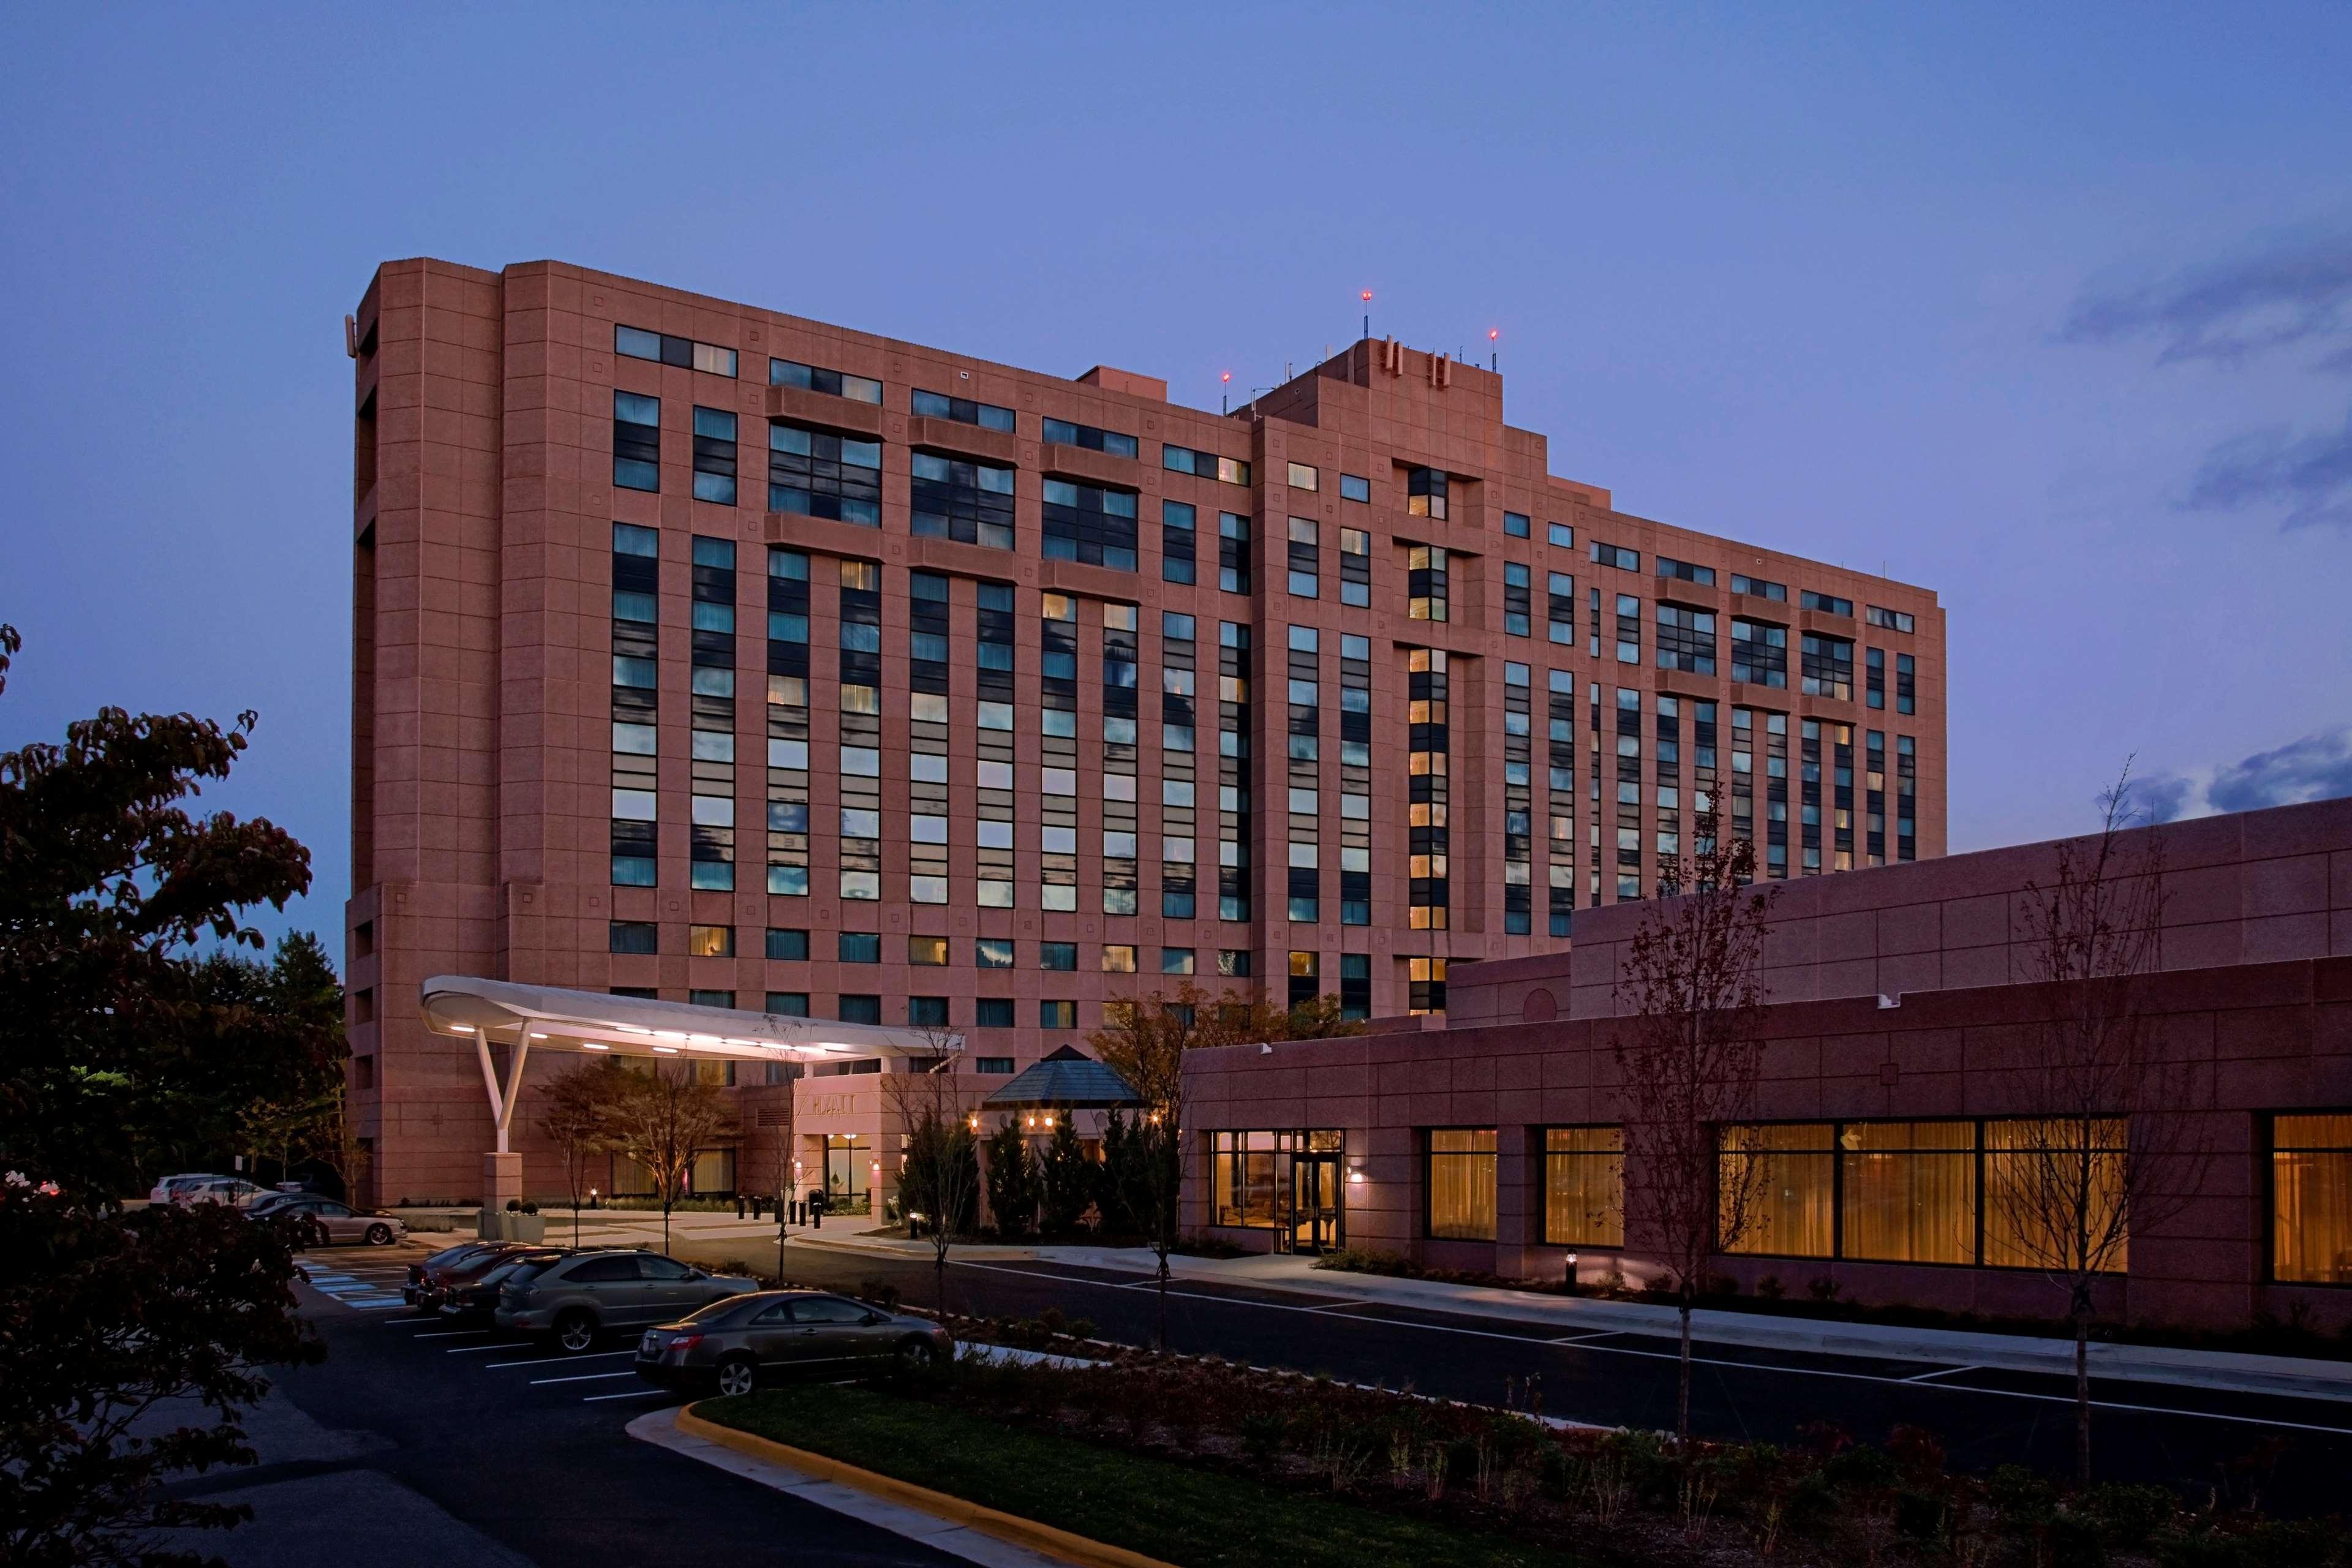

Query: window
<box><xmin>1039</xmin><ymin>1000</ymin><xmax>1077</xmax><ymax>1030</ymax></box>
<box><xmin>690</xmin><ymin>407</ymin><xmax>737</xmax><ymax>503</ymax></box>
<box><xmin>1731</xmin><ymin>573</ymin><xmax>1787</xmax><ymax>601</ymax></box>
<box><xmin>609</xmin><ymin>921</ymin><xmax>657</xmax><ymax>955</ymax></box>
<box><xmin>974</xmin><ymin>998</ymin><xmax>1016</xmax><ymax>1028</ymax></box>
<box><xmin>1340</xmin><ymin>473</ymin><xmax>1371</xmax><ymax>503</ymax></box>
<box><xmin>1982</xmin><ymin>1118</ymin><xmax>2127</xmax><ymax>1271</ymax></box>
<box><xmin>973</xmin><ymin>1055</ymin><xmax>1014</xmax><ymax>1074</ymax></box>
<box><xmin>1039</xmin><ymin>941</ymin><xmax>1077</xmax><ymax>971</ymax></box>
<box><xmin>1100</xmin><ymin>944</ymin><xmax>1137</xmax><ymax>973</ymax></box>
<box><xmin>764</xmin><ymin>928</ymin><xmax>809</xmax><ymax>960</ymax></box>
<box><xmin>689</xmin><ymin>989</ymin><xmax>734</xmax><ymax>1010</ymax></box>
<box><xmin>1613</xmin><ymin>594</ymin><xmax>1640</xmax><ymax>663</ymax></box>
<box><xmin>1163</xmin><ymin>445</ymin><xmax>1251</xmax><ymax>486</ymax></box>
<box><xmin>1217</xmin><ymin>949</ymin><xmax>1251</xmax><ymax>978</ymax></box>
<box><xmin>769</xmin><ymin>357</ymin><xmax>881</xmax><ymax>404</ymax></box>
<box><xmin>617</xmin><ymin>325</ymin><xmax>736</xmax><ymax>377</ymax></box>
<box><xmin>2271</xmin><ymin>1114</ymin><xmax>2352</xmax><ymax>1284</ymax></box>
<box><xmin>1547</xmin><ymin>521</ymin><xmax>1575</xmax><ymax>549</ymax></box>
<box><xmin>837</xmin><ymin>995</ymin><xmax>882</xmax><ymax>1025</ymax></box>
<box><xmin>1161</xmin><ymin>947</ymin><xmax>1196</xmax><ymax>975</ymax></box>
<box><xmin>976</xmin><ymin>938</ymin><xmax>1014</xmax><ymax>969</ymax></box>
<box><xmin>1336</xmin><ymin>527</ymin><xmax>1370</xmax><ymax>606</ymax></box>
<box><xmin>1042</xmin><ymin>417</ymin><xmax>1139</xmax><ymax>458</ymax></box>
<box><xmin>613</xmin><ymin>391</ymin><xmax>660</xmax><ymax>491</ymax></box>
<box><xmin>1721</xmin><ymin>1123</ymin><xmax>1836</xmax><ymax>1257</ymax></box>
<box><xmin>1161</xmin><ymin>499</ymin><xmax>1197</xmax><ymax>585</ymax></box>
<box><xmin>766</xmin><ymin>991</ymin><xmax>810</xmax><ymax>1016</ymax></box>
<box><xmin>1800</xmin><ymin>633</ymin><xmax>1853</xmax><ymax>699</ymax></box>
<box><xmin>908</xmin><ymin>996</ymin><xmax>949</xmax><ymax>1027</ymax></box>
<box><xmin>1218</xmin><ymin>512</ymin><xmax>1251</xmax><ymax>595</ymax></box>
<box><xmin>1338</xmin><ymin>952</ymin><xmax>1370</xmax><ymax>1020</ymax></box>
<box><xmin>683</xmin><ymin>924</ymin><xmax>732</xmax><ymax>958</ymax></box>
<box><xmin>1504</xmin><ymin>510</ymin><xmax>1530</xmax><ymax>538</ymax></box>
<box><xmin>898</xmin><ymin>936</ymin><xmax>946</xmax><ymax>967</ymax></box>
<box><xmin>1425</xmin><ymin>1129</ymin><xmax>1497</xmax><ymax>1240</ymax></box>
<box><xmin>1589</xmin><ymin>541</ymin><xmax>1638</xmax><ymax>571</ymax></box>
<box><xmin>1656</xmin><ymin>555</ymin><xmax>1714</xmax><ymax>586</ymax></box>
<box><xmin>767</xmin><ymin>424</ymin><xmax>881</xmax><ymax>524</ymax></box>
<box><xmin>1801</xmin><ymin>590</ymin><xmax>1853</xmax><ymax>617</ymax></box>
<box><xmin>1502</xmin><ymin>562</ymin><xmax>1531</xmax><ymax>637</ymax></box>
<box><xmin>1656</xmin><ymin>604</ymin><xmax>1716</xmax><ymax>674</ymax></box>
<box><xmin>1866</xmin><ymin>605</ymin><xmax>1915</xmax><ymax>633</ymax></box>
<box><xmin>911</xmin><ymin>388</ymin><xmax>1014</xmax><ymax>431</ymax></box>
<box><xmin>910</xmin><ymin>452</ymin><xmax>1015</xmax><ymax>549</ymax></box>
<box><xmin>1042</xmin><ymin>480</ymin><xmax>1139</xmax><ymax>571</ymax></box>
<box><xmin>1866</xmin><ymin>647</ymin><xmax>1887</xmax><ymax>709</ymax></box>
<box><xmin>837</xmin><ymin>931</ymin><xmax>880</xmax><ymax>963</ymax></box>
<box><xmin>1544</xmin><ymin>1127</ymin><xmax>1624</xmax><ymax>1246</ymax></box>
<box><xmin>1406</xmin><ymin>467</ymin><xmax>1447</xmax><ymax>519</ymax></box>
<box><xmin>1896</xmin><ymin>653</ymin><xmax>1916</xmax><ymax>715</ymax></box>
<box><xmin>1839</xmin><ymin>1121</ymin><xmax>1977</xmax><ymax>1264</ymax></box>
<box><xmin>1546</xmin><ymin>571</ymin><xmax>1575</xmax><ymax>645</ymax></box>
<box><xmin>1730</xmin><ymin>619</ymin><xmax>1788</xmax><ymax>687</ymax></box>
<box><xmin>1286</xmin><ymin>461</ymin><xmax>1319</xmax><ymax>491</ymax></box>
<box><xmin>1408</xmin><ymin>545</ymin><xmax>1448</xmax><ymax>622</ymax></box>
<box><xmin>1286</xmin><ymin>516</ymin><xmax>1319</xmax><ymax>598</ymax></box>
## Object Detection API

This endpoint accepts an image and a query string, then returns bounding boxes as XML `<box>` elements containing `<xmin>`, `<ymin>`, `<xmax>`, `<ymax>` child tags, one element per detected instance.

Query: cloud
<box><xmin>2060</xmin><ymin>228</ymin><xmax>2352</xmax><ymax>371</ymax></box>
<box><xmin>2141</xmin><ymin>726</ymin><xmax>2352</xmax><ymax>823</ymax></box>
<box><xmin>2184</xmin><ymin>408</ymin><xmax>2352</xmax><ymax>532</ymax></box>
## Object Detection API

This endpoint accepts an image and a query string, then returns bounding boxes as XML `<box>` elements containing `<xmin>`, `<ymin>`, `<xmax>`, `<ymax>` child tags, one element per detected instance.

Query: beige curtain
<box><xmin>1428</xmin><ymin>1129</ymin><xmax>1497</xmax><ymax>1240</ymax></box>
<box><xmin>1840</xmin><ymin>1120</ymin><xmax>1976</xmax><ymax>1264</ymax></box>
<box><xmin>1981</xmin><ymin>1118</ymin><xmax>2127</xmax><ymax>1272</ymax></box>
<box><xmin>1544</xmin><ymin>1126</ymin><xmax>1624</xmax><ymax>1246</ymax></box>
<box><xmin>1722</xmin><ymin>1123</ymin><xmax>1834</xmax><ymax>1257</ymax></box>
<box><xmin>2273</xmin><ymin>1115</ymin><xmax>2352</xmax><ymax>1284</ymax></box>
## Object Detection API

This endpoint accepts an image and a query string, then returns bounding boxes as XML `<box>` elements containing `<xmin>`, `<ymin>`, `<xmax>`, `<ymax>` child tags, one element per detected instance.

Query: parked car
<box><xmin>406</xmin><ymin>1242</ymin><xmax>528</xmax><ymax>1311</ymax></box>
<box><xmin>438</xmin><ymin>1250</ymin><xmax>568</xmax><ymax>1322</ymax></box>
<box><xmin>168</xmin><ymin>1176</ymin><xmax>268</xmax><ymax>1207</ymax></box>
<box><xmin>149</xmin><ymin>1173</ymin><xmax>226</xmax><ymax>1204</ymax></box>
<box><xmin>252</xmin><ymin>1194</ymin><xmax>406</xmax><ymax>1246</ymax></box>
<box><xmin>496</xmin><ymin>1251</ymin><xmax>758</xmax><ymax>1353</ymax></box>
<box><xmin>634</xmin><ymin>1290</ymin><xmax>952</xmax><ymax>1396</ymax></box>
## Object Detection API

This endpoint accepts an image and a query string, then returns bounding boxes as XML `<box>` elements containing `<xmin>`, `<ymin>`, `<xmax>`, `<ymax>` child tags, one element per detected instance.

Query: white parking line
<box><xmin>948</xmin><ymin>1261</ymin><xmax>2352</xmax><ymax>1436</ymax></box>
<box><xmin>483</xmin><ymin>1351</ymin><xmax>632</xmax><ymax>1369</ymax></box>
<box><xmin>530</xmin><ymin>1371</ymin><xmax>639</xmax><ymax>1385</ymax></box>
<box><xmin>445</xmin><ymin>1341</ymin><xmax>522</xmax><ymax>1354</ymax></box>
<box><xmin>412</xmin><ymin>1330</ymin><xmax>488</xmax><ymax>1340</ymax></box>
<box><xmin>583</xmin><ymin>1388</ymin><xmax>669</xmax><ymax>1402</ymax></box>
<box><xmin>1905</xmin><ymin>1364</ymin><xmax>1986</xmax><ymax>1383</ymax></box>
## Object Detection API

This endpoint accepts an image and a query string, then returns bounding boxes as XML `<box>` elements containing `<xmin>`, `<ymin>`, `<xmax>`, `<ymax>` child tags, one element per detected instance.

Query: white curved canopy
<box><xmin>420</xmin><ymin>974</ymin><xmax>960</xmax><ymax>1063</ymax></box>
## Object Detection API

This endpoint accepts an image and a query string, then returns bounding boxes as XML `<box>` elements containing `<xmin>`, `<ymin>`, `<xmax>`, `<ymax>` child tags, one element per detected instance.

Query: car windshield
<box><xmin>503</xmin><ymin>1257</ymin><xmax>561</xmax><ymax>1285</ymax></box>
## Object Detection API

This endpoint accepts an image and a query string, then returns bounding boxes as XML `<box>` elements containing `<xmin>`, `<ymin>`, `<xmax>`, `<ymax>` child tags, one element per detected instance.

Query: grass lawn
<box><xmin>700</xmin><ymin>1384</ymin><xmax>1599</xmax><ymax>1568</ymax></box>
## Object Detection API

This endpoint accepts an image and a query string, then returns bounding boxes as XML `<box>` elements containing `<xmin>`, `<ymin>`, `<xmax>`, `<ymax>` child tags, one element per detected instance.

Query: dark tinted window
<box><xmin>791</xmin><ymin>1297</ymin><xmax>871</xmax><ymax>1324</ymax></box>
<box><xmin>638</xmin><ymin>1255</ymin><xmax>693</xmax><ymax>1281</ymax></box>
<box><xmin>563</xmin><ymin>1255</ymin><xmax>639</xmax><ymax>1283</ymax></box>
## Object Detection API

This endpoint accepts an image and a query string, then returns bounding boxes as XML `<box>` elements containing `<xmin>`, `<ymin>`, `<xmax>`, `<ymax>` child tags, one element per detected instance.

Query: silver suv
<box><xmin>494</xmin><ymin>1251</ymin><xmax>758</xmax><ymax>1353</ymax></box>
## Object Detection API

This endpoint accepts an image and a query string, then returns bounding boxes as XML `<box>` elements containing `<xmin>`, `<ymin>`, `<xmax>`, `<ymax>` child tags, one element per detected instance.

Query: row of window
<box><xmin>1402</xmin><ymin>1116</ymin><xmax>2352</xmax><ymax>1287</ymax></box>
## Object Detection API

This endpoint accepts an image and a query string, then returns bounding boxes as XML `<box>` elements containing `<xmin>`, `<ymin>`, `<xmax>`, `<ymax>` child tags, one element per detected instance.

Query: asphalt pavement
<box><xmin>170</xmin><ymin>1240</ymin><xmax>967</xmax><ymax>1568</ymax></box>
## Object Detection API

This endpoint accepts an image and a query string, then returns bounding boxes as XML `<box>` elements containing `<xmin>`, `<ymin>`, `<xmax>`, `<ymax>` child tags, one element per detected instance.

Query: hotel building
<box><xmin>342</xmin><ymin>258</ymin><xmax>1944</xmax><ymax>1209</ymax></box>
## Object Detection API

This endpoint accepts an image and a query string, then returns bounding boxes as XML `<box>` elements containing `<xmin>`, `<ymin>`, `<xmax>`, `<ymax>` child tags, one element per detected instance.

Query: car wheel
<box><xmin>554</xmin><ymin>1310</ymin><xmax>598</xmax><ymax>1354</ymax></box>
<box><xmin>715</xmin><ymin>1355</ymin><xmax>758</xmax><ymax>1398</ymax></box>
<box><xmin>895</xmin><ymin>1337</ymin><xmax>940</xmax><ymax>1371</ymax></box>
<box><xmin>364</xmin><ymin>1224</ymin><xmax>393</xmax><ymax>1246</ymax></box>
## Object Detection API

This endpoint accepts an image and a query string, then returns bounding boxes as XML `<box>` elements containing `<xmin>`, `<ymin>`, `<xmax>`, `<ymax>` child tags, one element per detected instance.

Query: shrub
<box><xmin>1039</xmin><ymin>1306</ymin><xmax>1066</xmax><ymax>1335</ymax></box>
<box><xmin>2082</xmin><ymin>1482</ymin><xmax>2174</xmax><ymax>1547</ymax></box>
<box><xmin>519</xmin><ymin>1200</ymin><xmax>538</xmax><ymax>1215</ymax></box>
<box><xmin>1806</xmin><ymin>1275</ymin><xmax>1841</xmax><ymax>1303</ymax></box>
<box><xmin>1068</xmin><ymin>1317</ymin><xmax>1096</xmax><ymax>1340</ymax></box>
<box><xmin>1755</xmin><ymin>1273</ymin><xmax>1785</xmax><ymax>1300</ymax></box>
<box><xmin>1239</xmin><ymin>1409</ymin><xmax>1289</xmax><ymax>1460</ymax></box>
<box><xmin>504</xmin><ymin>1198</ymin><xmax>522</xmax><ymax>1213</ymax></box>
<box><xmin>2241</xmin><ymin>1518</ymin><xmax>2340</xmax><ymax>1568</ymax></box>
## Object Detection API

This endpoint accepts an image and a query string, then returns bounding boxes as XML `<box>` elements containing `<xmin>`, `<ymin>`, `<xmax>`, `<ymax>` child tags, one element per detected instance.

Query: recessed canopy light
<box><xmin>653</xmin><ymin>1046</ymin><xmax>680</xmax><ymax>1055</ymax></box>
<box><xmin>582</xmin><ymin>1042</ymin><xmax>611</xmax><ymax>1052</ymax></box>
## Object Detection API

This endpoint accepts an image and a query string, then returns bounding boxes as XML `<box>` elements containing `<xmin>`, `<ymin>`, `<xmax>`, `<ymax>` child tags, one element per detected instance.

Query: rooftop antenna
<box><xmin>1221</xmin><ymin>371</ymin><xmax>1232</xmax><ymax>415</ymax></box>
<box><xmin>1488</xmin><ymin>327</ymin><xmax>1499</xmax><ymax>372</ymax></box>
<box><xmin>1360</xmin><ymin>289</ymin><xmax>1373</xmax><ymax>342</ymax></box>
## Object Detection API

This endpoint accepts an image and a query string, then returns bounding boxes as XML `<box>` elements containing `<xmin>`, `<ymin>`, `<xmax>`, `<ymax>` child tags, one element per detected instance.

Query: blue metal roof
<box><xmin>979</xmin><ymin>1046</ymin><xmax>1144</xmax><ymax>1109</ymax></box>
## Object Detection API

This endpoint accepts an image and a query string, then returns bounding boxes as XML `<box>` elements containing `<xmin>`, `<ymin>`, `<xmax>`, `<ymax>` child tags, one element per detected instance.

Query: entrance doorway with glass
<box><xmin>1208</xmin><ymin>1129</ymin><xmax>1345</xmax><ymax>1253</ymax></box>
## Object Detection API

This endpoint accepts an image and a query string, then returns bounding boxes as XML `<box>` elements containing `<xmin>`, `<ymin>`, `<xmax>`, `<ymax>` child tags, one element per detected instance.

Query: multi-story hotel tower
<box><xmin>344</xmin><ymin>259</ymin><xmax>1944</xmax><ymax>1207</ymax></box>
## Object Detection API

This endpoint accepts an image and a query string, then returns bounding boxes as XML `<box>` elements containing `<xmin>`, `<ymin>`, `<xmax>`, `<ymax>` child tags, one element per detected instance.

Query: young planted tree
<box><xmin>0</xmin><ymin>625</ymin><xmax>334</xmax><ymax>1567</ymax></box>
<box><xmin>605</xmin><ymin>1061</ymin><xmax>739</xmax><ymax>1254</ymax></box>
<box><xmin>1989</xmin><ymin>761</ymin><xmax>2209</xmax><ymax>1487</ymax></box>
<box><xmin>1038</xmin><ymin>1110</ymin><xmax>1091</xmax><ymax>1237</ymax></box>
<box><xmin>1612</xmin><ymin>804</ymin><xmax>1777</xmax><ymax>1446</ymax></box>
<box><xmin>881</xmin><ymin>1043</ymin><xmax>983</xmax><ymax>1311</ymax></box>
<box><xmin>983</xmin><ymin>1118</ymin><xmax>1040</xmax><ymax>1240</ymax></box>
<box><xmin>537</xmin><ymin>1056</ymin><xmax>625</xmax><ymax>1248</ymax></box>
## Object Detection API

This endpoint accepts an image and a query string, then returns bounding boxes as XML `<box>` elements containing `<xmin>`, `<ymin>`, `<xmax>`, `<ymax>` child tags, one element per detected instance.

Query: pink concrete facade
<box><xmin>1186</xmin><ymin>797</ymin><xmax>2352</xmax><ymax>1331</ymax></box>
<box><xmin>344</xmin><ymin>258</ymin><xmax>1947</xmax><ymax>1208</ymax></box>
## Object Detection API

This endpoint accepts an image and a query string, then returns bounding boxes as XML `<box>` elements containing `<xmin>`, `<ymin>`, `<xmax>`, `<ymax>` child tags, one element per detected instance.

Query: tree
<box><xmin>537</xmin><ymin>1056</ymin><xmax>625</xmax><ymax>1248</ymax></box>
<box><xmin>605</xmin><ymin>1061</ymin><xmax>738</xmax><ymax>1254</ymax></box>
<box><xmin>1989</xmin><ymin>761</ymin><xmax>2209</xmax><ymax>1488</ymax></box>
<box><xmin>208</xmin><ymin>933</ymin><xmax>347</xmax><ymax>1188</ymax></box>
<box><xmin>0</xmin><ymin>624</ymin><xmax>334</xmax><ymax>1566</ymax></box>
<box><xmin>303</xmin><ymin>1080</ymin><xmax>373</xmax><ymax>1208</ymax></box>
<box><xmin>881</xmin><ymin>1043</ymin><xmax>982</xmax><ymax>1311</ymax></box>
<box><xmin>1088</xmin><ymin>981</ymin><xmax>1363</xmax><ymax>1348</ymax></box>
<box><xmin>1613</xmin><ymin>804</ymin><xmax>1777</xmax><ymax>1446</ymax></box>
<box><xmin>1038</xmin><ymin>1110</ymin><xmax>1093</xmax><ymax>1237</ymax></box>
<box><xmin>982</xmin><ymin>1118</ymin><xmax>1039</xmax><ymax>1240</ymax></box>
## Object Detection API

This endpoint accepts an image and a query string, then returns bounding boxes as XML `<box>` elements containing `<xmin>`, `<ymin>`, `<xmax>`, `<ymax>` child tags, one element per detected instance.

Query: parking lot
<box><xmin>228</xmin><ymin>1239</ymin><xmax>966</xmax><ymax>1568</ymax></box>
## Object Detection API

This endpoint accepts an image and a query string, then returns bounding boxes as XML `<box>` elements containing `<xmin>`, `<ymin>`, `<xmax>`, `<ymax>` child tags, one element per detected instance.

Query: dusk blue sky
<box><xmin>4</xmin><ymin>6</ymin><xmax>2348</xmax><ymax>960</ymax></box>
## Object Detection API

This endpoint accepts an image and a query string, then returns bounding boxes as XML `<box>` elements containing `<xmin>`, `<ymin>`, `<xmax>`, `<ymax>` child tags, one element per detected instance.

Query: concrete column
<box><xmin>482</xmin><ymin>1151</ymin><xmax>523</xmax><ymax>1210</ymax></box>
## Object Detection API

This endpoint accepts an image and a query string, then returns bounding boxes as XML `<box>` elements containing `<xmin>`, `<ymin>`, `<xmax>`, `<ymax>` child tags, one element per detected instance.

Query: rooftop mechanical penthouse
<box><xmin>344</xmin><ymin>258</ymin><xmax>1946</xmax><ymax>1210</ymax></box>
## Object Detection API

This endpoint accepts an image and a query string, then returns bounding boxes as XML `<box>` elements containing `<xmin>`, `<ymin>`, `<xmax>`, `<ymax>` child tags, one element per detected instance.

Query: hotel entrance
<box><xmin>1208</xmin><ymin>1128</ymin><xmax>1346</xmax><ymax>1254</ymax></box>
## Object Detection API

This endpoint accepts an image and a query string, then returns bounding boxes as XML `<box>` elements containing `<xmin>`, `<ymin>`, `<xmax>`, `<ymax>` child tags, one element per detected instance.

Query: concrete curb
<box><xmin>673</xmin><ymin>1404</ymin><xmax>1178</xmax><ymax>1568</ymax></box>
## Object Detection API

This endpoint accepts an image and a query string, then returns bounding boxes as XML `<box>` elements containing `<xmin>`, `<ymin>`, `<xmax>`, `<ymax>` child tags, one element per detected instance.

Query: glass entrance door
<box><xmin>1289</xmin><ymin>1156</ymin><xmax>1341</xmax><ymax>1254</ymax></box>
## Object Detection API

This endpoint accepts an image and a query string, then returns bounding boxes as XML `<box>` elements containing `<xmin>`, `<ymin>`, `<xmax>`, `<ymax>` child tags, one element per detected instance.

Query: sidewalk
<box><xmin>791</xmin><ymin>1229</ymin><xmax>2352</xmax><ymax>1405</ymax></box>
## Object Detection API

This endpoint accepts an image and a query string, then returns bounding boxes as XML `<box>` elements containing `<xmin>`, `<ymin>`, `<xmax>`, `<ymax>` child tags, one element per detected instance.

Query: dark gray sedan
<box><xmin>634</xmin><ymin>1290</ymin><xmax>953</xmax><ymax>1396</ymax></box>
